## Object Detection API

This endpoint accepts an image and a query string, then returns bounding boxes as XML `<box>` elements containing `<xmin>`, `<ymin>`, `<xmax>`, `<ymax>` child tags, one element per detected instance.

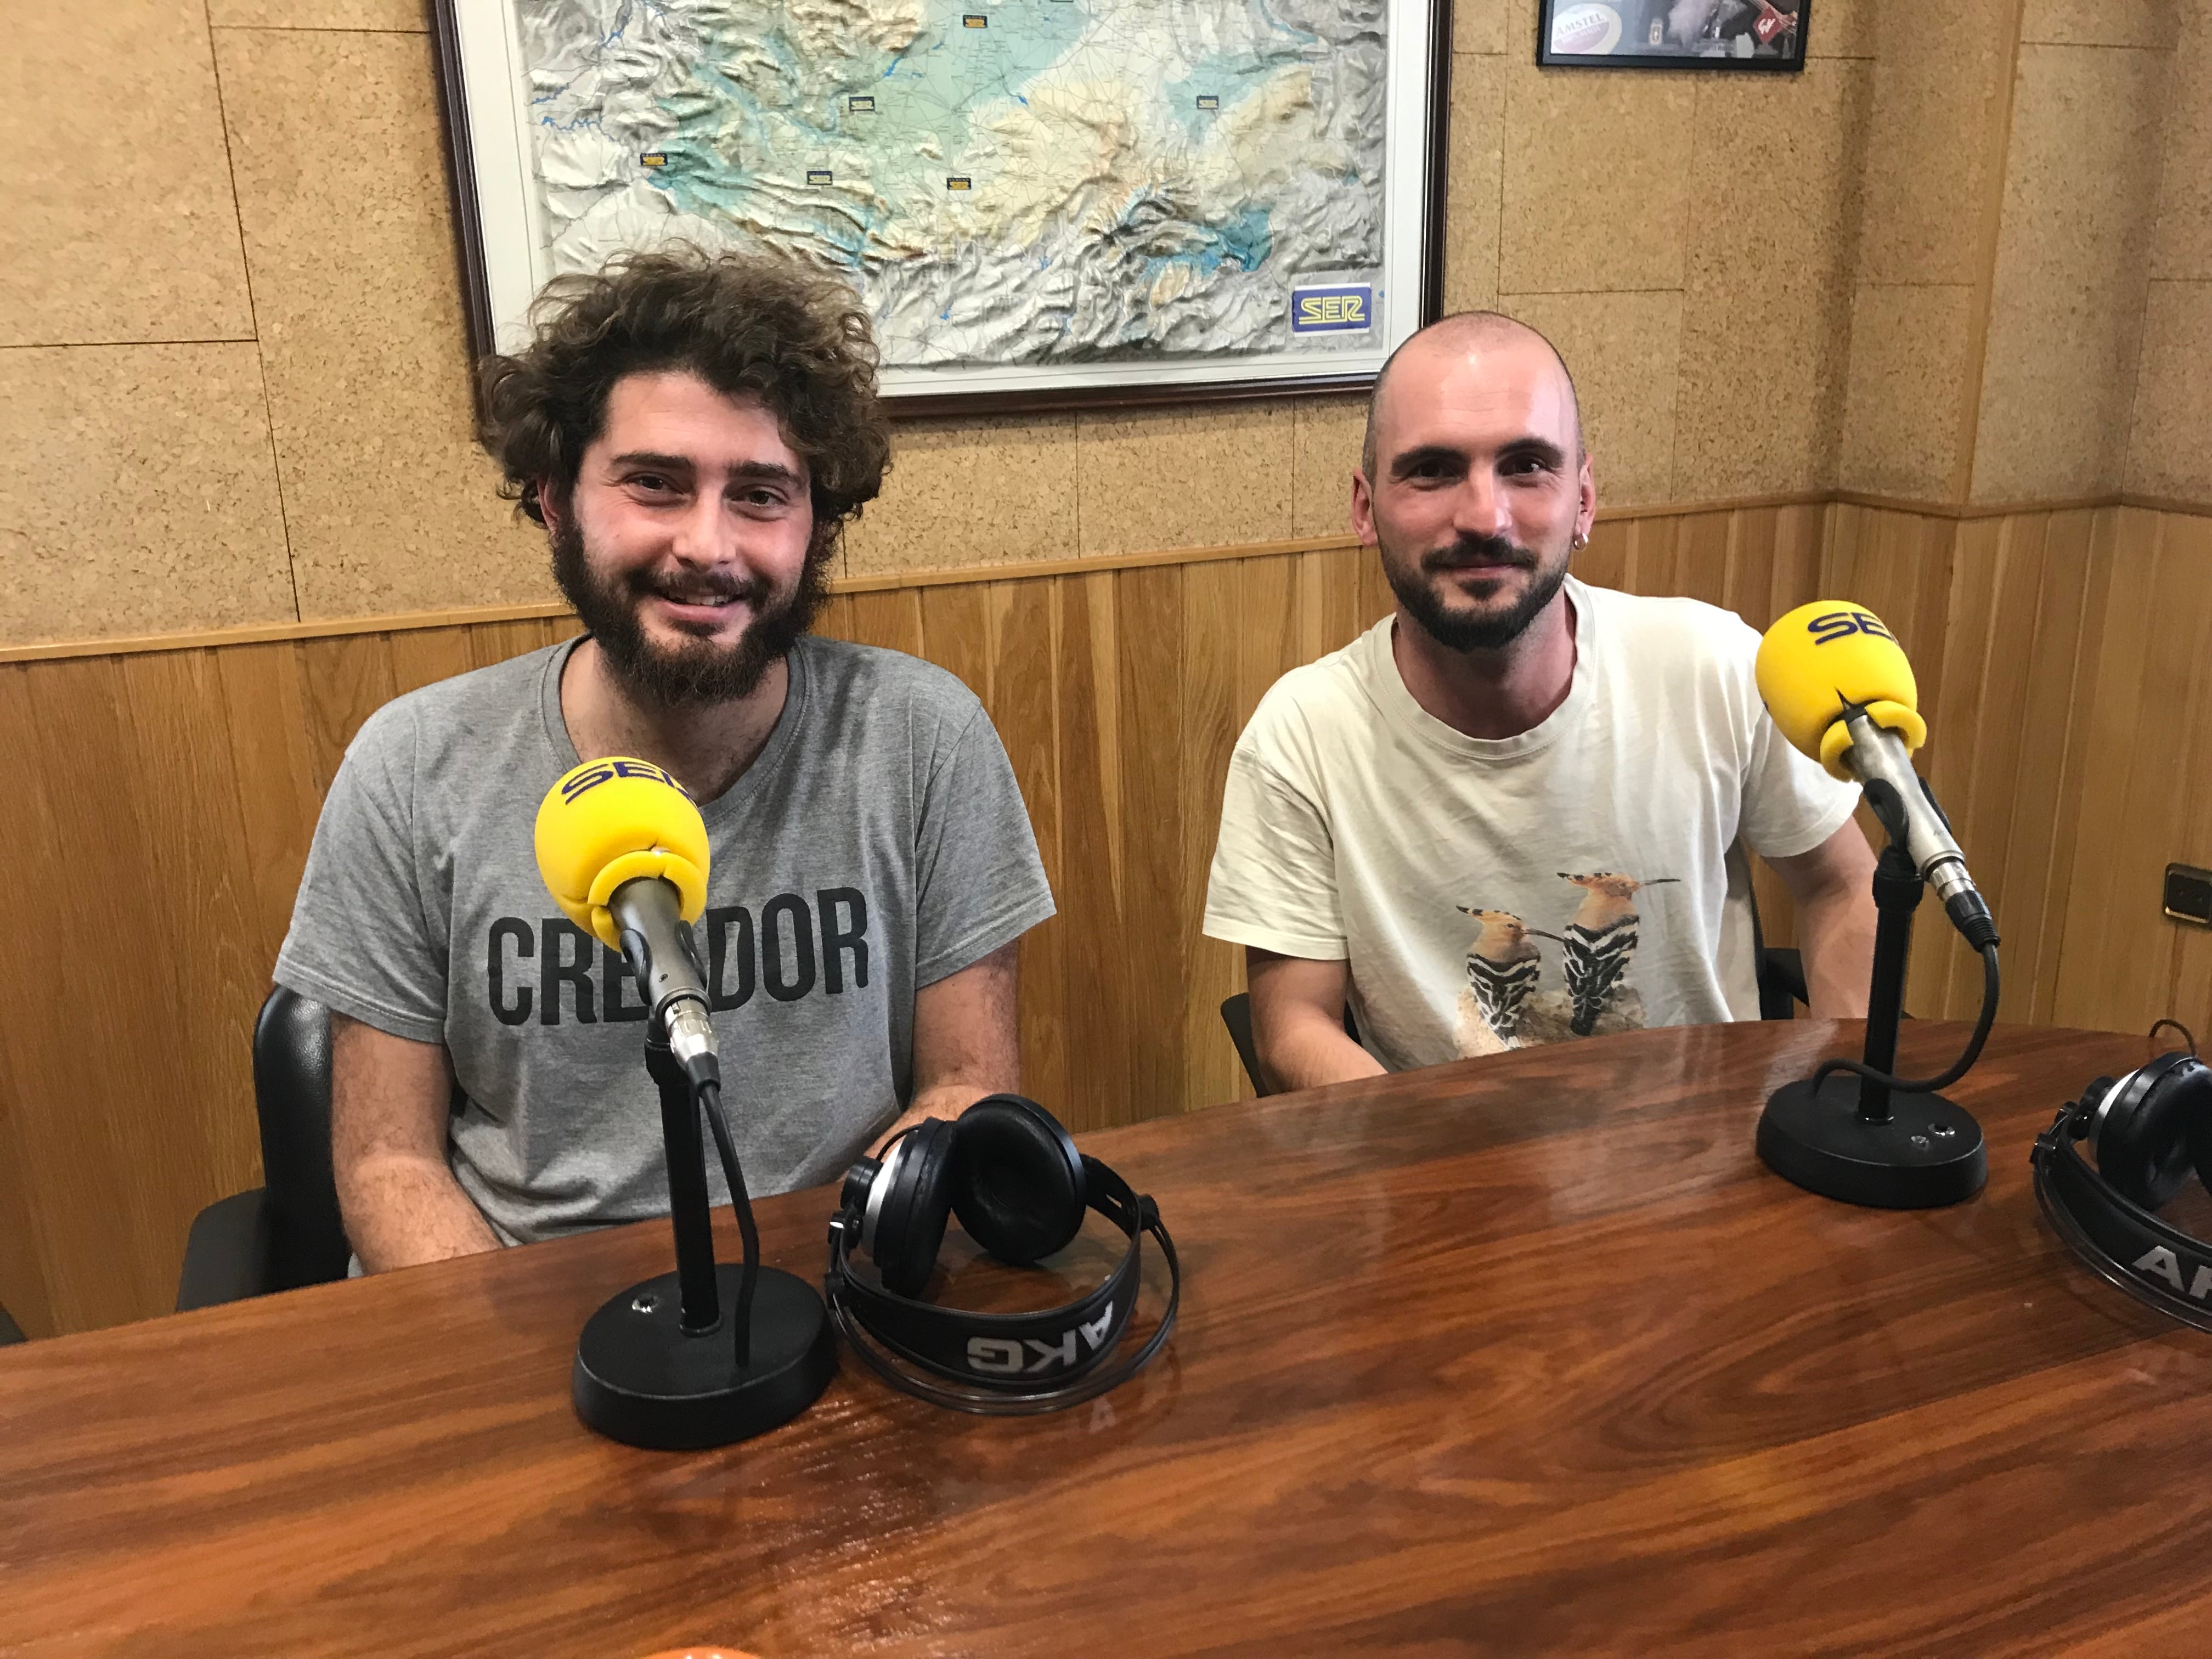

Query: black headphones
<box><xmin>825</xmin><ymin>1094</ymin><xmax>1180</xmax><ymax>1414</ymax></box>
<box><xmin>2032</xmin><ymin>1037</ymin><xmax>2212</xmax><ymax>1330</ymax></box>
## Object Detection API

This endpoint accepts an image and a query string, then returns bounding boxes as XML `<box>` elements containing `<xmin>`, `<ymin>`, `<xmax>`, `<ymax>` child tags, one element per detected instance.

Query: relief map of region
<box><xmin>517</xmin><ymin>0</ymin><xmax>1392</xmax><ymax>371</ymax></box>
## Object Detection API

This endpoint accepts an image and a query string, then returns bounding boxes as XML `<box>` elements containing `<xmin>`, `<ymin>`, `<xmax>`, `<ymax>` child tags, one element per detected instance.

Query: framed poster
<box><xmin>1538</xmin><ymin>0</ymin><xmax>1808</xmax><ymax>67</ymax></box>
<box><xmin>433</xmin><ymin>0</ymin><xmax>1453</xmax><ymax>414</ymax></box>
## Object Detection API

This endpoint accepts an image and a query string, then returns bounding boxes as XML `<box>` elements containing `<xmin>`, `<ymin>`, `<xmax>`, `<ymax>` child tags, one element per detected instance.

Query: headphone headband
<box><xmin>2032</xmin><ymin>1097</ymin><xmax>2212</xmax><ymax>1333</ymax></box>
<box><xmin>826</xmin><ymin>1152</ymin><xmax>1181</xmax><ymax>1413</ymax></box>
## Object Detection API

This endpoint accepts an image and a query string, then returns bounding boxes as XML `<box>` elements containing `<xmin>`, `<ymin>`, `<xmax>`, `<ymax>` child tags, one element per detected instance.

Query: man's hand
<box><xmin>1767</xmin><ymin>818</ymin><xmax>1880</xmax><ymax>1017</ymax></box>
<box><xmin>330</xmin><ymin>1012</ymin><xmax>499</xmax><ymax>1272</ymax></box>
<box><xmin>869</xmin><ymin>940</ymin><xmax>1024</xmax><ymax>1154</ymax></box>
<box><xmin>1245</xmin><ymin>948</ymin><xmax>1386</xmax><ymax>1094</ymax></box>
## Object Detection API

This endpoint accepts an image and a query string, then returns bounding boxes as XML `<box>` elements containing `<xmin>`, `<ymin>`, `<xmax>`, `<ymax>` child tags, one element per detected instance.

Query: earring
<box><xmin>1570</xmin><ymin>532</ymin><xmax>1587</xmax><ymax>551</ymax></box>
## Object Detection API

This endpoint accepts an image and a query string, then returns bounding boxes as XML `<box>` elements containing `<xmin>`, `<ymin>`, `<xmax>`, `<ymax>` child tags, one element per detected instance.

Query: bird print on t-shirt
<box><xmin>1455</xmin><ymin>907</ymin><xmax>1562</xmax><ymax>1042</ymax></box>
<box><xmin>1557</xmin><ymin>872</ymin><xmax>1679</xmax><ymax>1036</ymax></box>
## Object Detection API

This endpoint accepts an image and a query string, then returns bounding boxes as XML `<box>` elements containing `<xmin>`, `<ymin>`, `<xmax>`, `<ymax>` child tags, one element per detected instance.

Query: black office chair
<box><xmin>1742</xmin><ymin>850</ymin><xmax>1809</xmax><ymax>1021</ymax></box>
<box><xmin>1221</xmin><ymin>951</ymin><xmax>1812</xmax><ymax>1098</ymax></box>
<box><xmin>1757</xmin><ymin>947</ymin><xmax>1808</xmax><ymax>1020</ymax></box>
<box><xmin>0</xmin><ymin>1304</ymin><xmax>25</xmax><ymax>1346</ymax></box>
<box><xmin>175</xmin><ymin>985</ymin><xmax>352</xmax><ymax>1310</ymax></box>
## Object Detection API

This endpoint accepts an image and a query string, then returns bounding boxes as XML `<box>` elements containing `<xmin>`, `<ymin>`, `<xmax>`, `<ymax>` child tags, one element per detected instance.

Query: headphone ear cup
<box><xmin>950</xmin><ymin>1094</ymin><xmax>1086</xmax><ymax>1267</ymax></box>
<box><xmin>870</xmin><ymin>1116</ymin><xmax>960</xmax><ymax>1298</ymax></box>
<box><xmin>2174</xmin><ymin>1061</ymin><xmax>2212</xmax><ymax>1204</ymax></box>
<box><xmin>2098</xmin><ymin>1053</ymin><xmax>2208</xmax><ymax>1210</ymax></box>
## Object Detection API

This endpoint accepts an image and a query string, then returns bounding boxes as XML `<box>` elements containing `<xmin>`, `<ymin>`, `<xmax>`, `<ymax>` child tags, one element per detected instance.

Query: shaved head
<box><xmin>1362</xmin><ymin>312</ymin><xmax>1583</xmax><ymax>481</ymax></box>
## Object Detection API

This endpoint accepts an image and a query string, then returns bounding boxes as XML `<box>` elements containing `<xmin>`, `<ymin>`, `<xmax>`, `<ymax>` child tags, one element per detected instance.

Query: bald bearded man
<box><xmin>1203</xmin><ymin>312</ymin><xmax>1878</xmax><ymax>1092</ymax></box>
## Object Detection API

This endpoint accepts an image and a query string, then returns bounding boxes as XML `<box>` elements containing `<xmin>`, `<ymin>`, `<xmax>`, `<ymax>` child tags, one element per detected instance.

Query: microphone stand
<box><xmin>570</xmin><ymin>1007</ymin><xmax>836</xmax><ymax>1450</ymax></box>
<box><xmin>1756</xmin><ymin>819</ymin><xmax>1989</xmax><ymax>1209</ymax></box>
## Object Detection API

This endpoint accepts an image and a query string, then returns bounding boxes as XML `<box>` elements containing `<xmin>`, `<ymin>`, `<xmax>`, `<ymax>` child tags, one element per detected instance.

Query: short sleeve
<box><xmin>1202</xmin><ymin>744</ymin><xmax>1348</xmax><ymax>961</ymax></box>
<box><xmin>912</xmin><ymin>707</ymin><xmax>1057</xmax><ymax>986</ymax></box>
<box><xmin>273</xmin><ymin>705</ymin><xmax>450</xmax><ymax>1045</ymax></box>
<box><xmin>1737</xmin><ymin>662</ymin><xmax>1863</xmax><ymax>861</ymax></box>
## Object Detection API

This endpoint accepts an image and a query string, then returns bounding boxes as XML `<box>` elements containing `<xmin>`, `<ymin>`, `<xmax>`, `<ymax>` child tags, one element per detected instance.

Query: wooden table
<box><xmin>7</xmin><ymin>1020</ymin><xmax>2209</xmax><ymax>1658</ymax></box>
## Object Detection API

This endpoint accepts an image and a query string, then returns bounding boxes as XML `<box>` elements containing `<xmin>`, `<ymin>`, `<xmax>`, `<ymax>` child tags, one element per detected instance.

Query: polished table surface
<box><xmin>7</xmin><ymin>1020</ymin><xmax>2210</xmax><ymax>1658</ymax></box>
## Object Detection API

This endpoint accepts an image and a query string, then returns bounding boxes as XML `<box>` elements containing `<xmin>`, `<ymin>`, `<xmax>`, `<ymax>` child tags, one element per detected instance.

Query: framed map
<box><xmin>431</xmin><ymin>0</ymin><xmax>1451</xmax><ymax>412</ymax></box>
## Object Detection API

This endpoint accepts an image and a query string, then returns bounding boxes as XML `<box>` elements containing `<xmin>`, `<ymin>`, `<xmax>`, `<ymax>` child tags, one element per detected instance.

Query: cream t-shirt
<box><xmin>1203</xmin><ymin>578</ymin><xmax>1860</xmax><ymax>1071</ymax></box>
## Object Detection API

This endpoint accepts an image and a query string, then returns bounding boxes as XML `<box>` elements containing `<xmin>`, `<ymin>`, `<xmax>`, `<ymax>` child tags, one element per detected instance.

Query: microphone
<box><xmin>1755</xmin><ymin>602</ymin><xmax>1999</xmax><ymax>951</ymax></box>
<box><xmin>534</xmin><ymin>756</ymin><xmax>719</xmax><ymax>1079</ymax></box>
<box><xmin>536</xmin><ymin>759</ymin><xmax>837</xmax><ymax>1447</ymax></box>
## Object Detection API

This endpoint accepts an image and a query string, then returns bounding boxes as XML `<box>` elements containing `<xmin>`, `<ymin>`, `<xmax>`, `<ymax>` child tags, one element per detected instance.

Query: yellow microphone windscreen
<box><xmin>1756</xmin><ymin>602</ymin><xmax>1928</xmax><ymax>781</ymax></box>
<box><xmin>534</xmin><ymin>757</ymin><xmax>710</xmax><ymax>949</ymax></box>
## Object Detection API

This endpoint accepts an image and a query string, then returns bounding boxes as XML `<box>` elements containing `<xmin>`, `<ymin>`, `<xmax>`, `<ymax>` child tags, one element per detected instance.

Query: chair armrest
<box><xmin>1758</xmin><ymin>947</ymin><xmax>1809</xmax><ymax>1020</ymax></box>
<box><xmin>176</xmin><ymin>1188</ymin><xmax>276</xmax><ymax>1311</ymax></box>
<box><xmin>1221</xmin><ymin>994</ymin><xmax>1266</xmax><ymax>1097</ymax></box>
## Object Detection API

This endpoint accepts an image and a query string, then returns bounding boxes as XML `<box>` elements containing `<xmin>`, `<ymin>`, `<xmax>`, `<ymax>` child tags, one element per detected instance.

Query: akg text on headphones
<box><xmin>826</xmin><ymin>1093</ymin><xmax>1181</xmax><ymax>1414</ymax></box>
<box><xmin>2032</xmin><ymin>1037</ymin><xmax>2212</xmax><ymax>1330</ymax></box>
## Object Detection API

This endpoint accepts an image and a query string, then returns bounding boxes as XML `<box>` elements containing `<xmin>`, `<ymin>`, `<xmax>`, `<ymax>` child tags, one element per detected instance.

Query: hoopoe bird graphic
<box><xmin>1455</xmin><ymin>907</ymin><xmax>1562</xmax><ymax>1041</ymax></box>
<box><xmin>1556</xmin><ymin>873</ymin><xmax>1678</xmax><ymax>1036</ymax></box>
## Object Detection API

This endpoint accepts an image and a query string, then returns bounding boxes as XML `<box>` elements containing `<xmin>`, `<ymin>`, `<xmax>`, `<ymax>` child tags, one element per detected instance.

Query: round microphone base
<box><xmin>1758</xmin><ymin>1075</ymin><xmax>1987</xmax><ymax>1209</ymax></box>
<box><xmin>573</xmin><ymin>1265</ymin><xmax>836</xmax><ymax>1451</ymax></box>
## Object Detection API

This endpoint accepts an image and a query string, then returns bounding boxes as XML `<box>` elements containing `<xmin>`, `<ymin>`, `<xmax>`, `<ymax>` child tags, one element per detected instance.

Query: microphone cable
<box><xmin>695</xmin><ymin>1077</ymin><xmax>760</xmax><ymax>1372</ymax></box>
<box><xmin>1810</xmin><ymin>941</ymin><xmax>2000</xmax><ymax>1097</ymax></box>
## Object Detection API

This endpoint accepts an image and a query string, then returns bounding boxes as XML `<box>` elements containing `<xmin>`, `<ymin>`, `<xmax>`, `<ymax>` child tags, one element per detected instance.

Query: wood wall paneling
<box><xmin>2055</xmin><ymin>508</ymin><xmax>2212</xmax><ymax>1034</ymax></box>
<box><xmin>5</xmin><ymin>503</ymin><xmax>2209</xmax><ymax>1337</ymax></box>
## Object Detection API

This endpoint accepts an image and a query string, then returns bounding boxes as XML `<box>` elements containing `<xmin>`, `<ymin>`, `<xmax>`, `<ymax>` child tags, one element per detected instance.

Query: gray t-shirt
<box><xmin>275</xmin><ymin>634</ymin><xmax>1056</xmax><ymax>1246</ymax></box>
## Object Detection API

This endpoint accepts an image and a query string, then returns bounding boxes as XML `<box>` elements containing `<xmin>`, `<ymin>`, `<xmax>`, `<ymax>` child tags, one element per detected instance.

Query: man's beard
<box><xmin>1383</xmin><ymin>529</ymin><xmax>1571</xmax><ymax>653</ymax></box>
<box><xmin>550</xmin><ymin>520</ymin><xmax>830</xmax><ymax>707</ymax></box>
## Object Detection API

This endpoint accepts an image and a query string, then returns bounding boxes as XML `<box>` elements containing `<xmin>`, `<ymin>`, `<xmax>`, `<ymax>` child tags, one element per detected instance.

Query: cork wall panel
<box><xmin>1807</xmin><ymin>0</ymin><xmax>1877</xmax><ymax>57</ymax></box>
<box><xmin>2019</xmin><ymin>0</ymin><xmax>2180</xmax><ymax>46</ymax></box>
<box><xmin>7</xmin><ymin>0</ymin><xmax>2195</xmax><ymax>659</ymax></box>
<box><xmin>1505</xmin><ymin>291</ymin><xmax>1683</xmax><ymax>507</ymax></box>
<box><xmin>206</xmin><ymin>0</ymin><xmax>428</xmax><ymax>26</ymax></box>
<box><xmin>1855</xmin><ymin>0</ymin><xmax>2017</xmax><ymax>287</ymax></box>
<box><xmin>1970</xmin><ymin>44</ymin><xmax>2170</xmax><ymax>503</ymax></box>
<box><xmin>0</xmin><ymin>345</ymin><xmax>293</xmax><ymax>646</ymax></box>
<box><xmin>1838</xmin><ymin>284</ymin><xmax>1977</xmax><ymax>499</ymax></box>
<box><xmin>1457</xmin><ymin>0</ymin><xmax>1512</xmax><ymax>53</ymax></box>
<box><xmin>1</xmin><ymin>4</ymin><xmax>253</xmax><ymax>348</ymax></box>
<box><xmin>1071</xmin><ymin>404</ymin><xmax>1295</xmax><ymax>557</ymax></box>
<box><xmin>1498</xmin><ymin>60</ymin><xmax>1694</xmax><ymax>296</ymax></box>
<box><xmin>1442</xmin><ymin>54</ymin><xmax>1506</xmax><ymax>316</ymax></box>
<box><xmin>2148</xmin><ymin>2</ymin><xmax>2212</xmax><ymax>281</ymax></box>
<box><xmin>2125</xmin><ymin>2</ymin><xmax>2211</xmax><ymax>506</ymax></box>
<box><xmin>2126</xmin><ymin>281</ymin><xmax>2212</xmax><ymax>502</ymax></box>
<box><xmin>213</xmin><ymin>26</ymin><xmax>548</xmax><ymax>620</ymax></box>
<box><xmin>843</xmin><ymin>413</ymin><xmax>1079</xmax><ymax>576</ymax></box>
<box><xmin>1672</xmin><ymin>60</ymin><xmax>1872</xmax><ymax>500</ymax></box>
<box><xmin>1290</xmin><ymin>398</ymin><xmax>1367</xmax><ymax>539</ymax></box>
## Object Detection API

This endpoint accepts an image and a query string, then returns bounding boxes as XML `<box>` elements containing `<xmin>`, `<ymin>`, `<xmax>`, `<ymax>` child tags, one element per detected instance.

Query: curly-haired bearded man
<box><xmin>275</xmin><ymin>249</ymin><xmax>1054</xmax><ymax>1271</ymax></box>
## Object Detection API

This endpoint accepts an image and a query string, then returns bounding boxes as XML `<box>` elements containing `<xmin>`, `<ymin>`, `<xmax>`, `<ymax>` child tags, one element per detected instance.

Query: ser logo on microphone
<box><xmin>557</xmin><ymin>757</ymin><xmax>687</xmax><ymax>803</ymax></box>
<box><xmin>1805</xmin><ymin>609</ymin><xmax>1896</xmax><ymax>646</ymax></box>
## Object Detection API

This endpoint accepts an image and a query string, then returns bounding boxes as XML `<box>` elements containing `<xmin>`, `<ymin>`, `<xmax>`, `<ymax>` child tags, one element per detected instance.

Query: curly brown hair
<box><xmin>477</xmin><ymin>244</ymin><xmax>891</xmax><ymax>539</ymax></box>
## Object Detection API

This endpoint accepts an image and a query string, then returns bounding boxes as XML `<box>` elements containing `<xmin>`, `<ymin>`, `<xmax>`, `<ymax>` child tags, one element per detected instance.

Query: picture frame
<box><xmin>430</xmin><ymin>0</ymin><xmax>1455</xmax><ymax>415</ymax></box>
<box><xmin>1537</xmin><ymin>0</ymin><xmax>1809</xmax><ymax>69</ymax></box>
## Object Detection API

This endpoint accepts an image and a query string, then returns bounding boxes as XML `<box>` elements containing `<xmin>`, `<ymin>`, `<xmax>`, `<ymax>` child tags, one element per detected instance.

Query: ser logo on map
<box><xmin>1291</xmin><ymin>285</ymin><xmax>1373</xmax><ymax>335</ymax></box>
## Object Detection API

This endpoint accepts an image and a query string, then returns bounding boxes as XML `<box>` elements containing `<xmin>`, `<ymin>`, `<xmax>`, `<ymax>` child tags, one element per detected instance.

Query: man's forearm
<box><xmin>1797</xmin><ymin>887</ymin><xmax>1876</xmax><ymax>1018</ymax></box>
<box><xmin>870</xmin><ymin>1084</ymin><xmax>997</xmax><ymax>1154</ymax></box>
<box><xmin>341</xmin><ymin>1154</ymin><xmax>500</xmax><ymax>1272</ymax></box>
